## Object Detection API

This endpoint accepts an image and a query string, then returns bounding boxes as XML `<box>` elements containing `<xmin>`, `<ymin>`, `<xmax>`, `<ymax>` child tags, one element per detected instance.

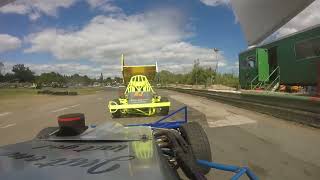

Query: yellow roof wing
<box><xmin>122</xmin><ymin>65</ymin><xmax>156</xmax><ymax>84</ymax></box>
<box><xmin>121</xmin><ymin>54</ymin><xmax>157</xmax><ymax>84</ymax></box>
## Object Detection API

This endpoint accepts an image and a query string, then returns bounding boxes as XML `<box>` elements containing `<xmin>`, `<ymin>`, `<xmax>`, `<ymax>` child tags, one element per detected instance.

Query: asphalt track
<box><xmin>0</xmin><ymin>88</ymin><xmax>319</xmax><ymax>180</ymax></box>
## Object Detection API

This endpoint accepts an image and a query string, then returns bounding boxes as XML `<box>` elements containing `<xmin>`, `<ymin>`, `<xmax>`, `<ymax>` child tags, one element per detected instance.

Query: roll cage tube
<box><xmin>197</xmin><ymin>160</ymin><xmax>259</xmax><ymax>180</ymax></box>
<box><xmin>125</xmin><ymin>75</ymin><xmax>155</xmax><ymax>94</ymax></box>
<box><xmin>130</xmin><ymin>106</ymin><xmax>259</xmax><ymax>180</ymax></box>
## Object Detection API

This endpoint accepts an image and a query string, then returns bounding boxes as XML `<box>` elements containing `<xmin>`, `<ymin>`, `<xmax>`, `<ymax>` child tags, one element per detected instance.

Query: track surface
<box><xmin>0</xmin><ymin>88</ymin><xmax>319</xmax><ymax>180</ymax></box>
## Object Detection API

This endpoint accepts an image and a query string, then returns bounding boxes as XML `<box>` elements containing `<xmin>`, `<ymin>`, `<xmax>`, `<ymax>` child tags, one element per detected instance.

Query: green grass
<box><xmin>0</xmin><ymin>88</ymin><xmax>38</xmax><ymax>98</ymax></box>
<box><xmin>0</xmin><ymin>87</ymin><xmax>104</xmax><ymax>99</ymax></box>
<box><xmin>65</xmin><ymin>87</ymin><xmax>105</xmax><ymax>95</ymax></box>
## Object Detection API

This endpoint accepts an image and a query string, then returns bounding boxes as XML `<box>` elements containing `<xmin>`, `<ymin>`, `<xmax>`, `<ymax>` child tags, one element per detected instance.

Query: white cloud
<box><xmin>219</xmin><ymin>60</ymin><xmax>238</xmax><ymax>75</ymax></box>
<box><xmin>24</xmin><ymin>8</ymin><xmax>224</xmax><ymax>74</ymax></box>
<box><xmin>0</xmin><ymin>0</ymin><xmax>77</xmax><ymax>20</ymax></box>
<box><xmin>275</xmin><ymin>0</ymin><xmax>320</xmax><ymax>38</ymax></box>
<box><xmin>0</xmin><ymin>34</ymin><xmax>21</xmax><ymax>53</ymax></box>
<box><xmin>200</xmin><ymin>0</ymin><xmax>230</xmax><ymax>6</ymax></box>
<box><xmin>86</xmin><ymin>0</ymin><xmax>122</xmax><ymax>13</ymax></box>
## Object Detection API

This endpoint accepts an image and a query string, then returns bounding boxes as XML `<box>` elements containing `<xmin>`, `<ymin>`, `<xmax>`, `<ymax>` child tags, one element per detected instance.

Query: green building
<box><xmin>239</xmin><ymin>25</ymin><xmax>320</xmax><ymax>90</ymax></box>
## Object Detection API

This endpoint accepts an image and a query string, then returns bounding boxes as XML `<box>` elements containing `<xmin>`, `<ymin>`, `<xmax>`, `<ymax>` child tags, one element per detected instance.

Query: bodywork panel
<box><xmin>47</xmin><ymin>122</ymin><xmax>153</xmax><ymax>141</ymax></box>
<box><xmin>0</xmin><ymin>122</ymin><xmax>178</xmax><ymax>180</ymax></box>
<box><xmin>128</xmin><ymin>92</ymin><xmax>153</xmax><ymax>104</ymax></box>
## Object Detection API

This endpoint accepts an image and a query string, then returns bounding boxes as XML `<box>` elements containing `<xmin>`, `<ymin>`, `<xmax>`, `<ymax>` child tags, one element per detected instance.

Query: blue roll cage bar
<box><xmin>128</xmin><ymin>106</ymin><xmax>259</xmax><ymax>180</ymax></box>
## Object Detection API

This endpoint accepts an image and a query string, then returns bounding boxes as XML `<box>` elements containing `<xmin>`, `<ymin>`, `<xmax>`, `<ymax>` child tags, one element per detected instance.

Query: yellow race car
<box><xmin>108</xmin><ymin>55</ymin><xmax>170</xmax><ymax>118</ymax></box>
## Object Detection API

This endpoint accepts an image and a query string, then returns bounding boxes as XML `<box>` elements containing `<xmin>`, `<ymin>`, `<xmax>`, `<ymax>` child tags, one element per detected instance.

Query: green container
<box><xmin>239</xmin><ymin>25</ymin><xmax>320</xmax><ymax>89</ymax></box>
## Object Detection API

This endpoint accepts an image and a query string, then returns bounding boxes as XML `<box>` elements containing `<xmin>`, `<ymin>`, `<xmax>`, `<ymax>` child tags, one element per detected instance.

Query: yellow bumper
<box><xmin>108</xmin><ymin>102</ymin><xmax>171</xmax><ymax>111</ymax></box>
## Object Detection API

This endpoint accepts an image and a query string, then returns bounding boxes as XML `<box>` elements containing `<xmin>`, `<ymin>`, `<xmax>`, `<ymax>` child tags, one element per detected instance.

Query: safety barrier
<box><xmin>164</xmin><ymin>87</ymin><xmax>320</xmax><ymax>128</ymax></box>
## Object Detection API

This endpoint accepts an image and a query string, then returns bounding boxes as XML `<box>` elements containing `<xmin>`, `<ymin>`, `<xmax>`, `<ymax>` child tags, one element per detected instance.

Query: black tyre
<box><xmin>179</xmin><ymin>122</ymin><xmax>212</xmax><ymax>175</ymax></box>
<box><xmin>111</xmin><ymin>99</ymin><xmax>122</xmax><ymax>118</ymax></box>
<box><xmin>68</xmin><ymin>91</ymin><xmax>78</xmax><ymax>96</ymax></box>
<box><xmin>159</xmin><ymin>97</ymin><xmax>169</xmax><ymax>116</ymax></box>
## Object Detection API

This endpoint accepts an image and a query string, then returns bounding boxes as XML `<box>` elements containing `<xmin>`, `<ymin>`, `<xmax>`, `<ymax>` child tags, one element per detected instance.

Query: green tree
<box><xmin>65</xmin><ymin>74</ymin><xmax>94</xmax><ymax>86</ymax></box>
<box><xmin>158</xmin><ymin>70</ymin><xmax>174</xmax><ymax>84</ymax></box>
<box><xmin>156</xmin><ymin>61</ymin><xmax>238</xmax><ymax>88</ymax></box>
<box><xmin>215</xmin><ymin>73</ymin><xmax>239</xmax><ymax>87</ymax></box>
<box><xmin>4</xmin><ymin>73</ymin><xmax>16</xmax><ymax>82</ymax></box>
<box><xmin>82</xmin><ymin>75</ymin><xmax>92</xmax><ymax>85</ymax></box>
<box><xmin>0</xmin><ymin>62</ymin><xmax>4</xmax><ymax>76</ymax></box>
<box><xmin>36</xmin><ymin>72</ymin><xmax>66</xmax><ymax>85</ymax></box>
<box><xmin>99</xmin><ymin>73</ymin><xmax>103</xmax><ymax>84</ymax></box>
<box><xmin>12</xmin><ymin>64</ymin><xmax>35</xmax><ymax>82</ymax></box>
<box><xmin>104</xmin><ymin>77</ymin><xmax>112</xmax><ymax>84</ymax></box>
<box><xmin>114</xmin><ymin>76</ymin><xmax>123</xmax><ymax>83</ymax></box>
<box><xmin>189</xmin><ymin>60</ymin><xmax>213</xmax><ymax>85</ymax></box>
<box><xmin>0</xmin><ymin>62</ymin><xmax>3</xmax><ymax>82</ymax></box>
<box><xmin>191</xmin><ymin>60</ymin><xmax>200</xmax><ymax>85</ymax></box>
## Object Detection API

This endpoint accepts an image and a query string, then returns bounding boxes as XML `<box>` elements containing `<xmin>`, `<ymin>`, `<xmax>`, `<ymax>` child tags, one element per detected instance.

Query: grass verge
<box><xmin>0</xmin><ymin>87</ymin><xmax>104</xmax><ymax>99</ymax></box>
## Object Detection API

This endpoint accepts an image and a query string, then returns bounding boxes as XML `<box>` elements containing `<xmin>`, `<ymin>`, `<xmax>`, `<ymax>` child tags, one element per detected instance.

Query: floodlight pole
<box><xmin>213</xmin><ymin>48</ymin><xmax>219</xmax><ymax>84</ymax></box>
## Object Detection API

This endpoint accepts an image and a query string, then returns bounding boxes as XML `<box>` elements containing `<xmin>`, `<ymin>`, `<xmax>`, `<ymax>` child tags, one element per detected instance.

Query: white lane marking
<box><xmin>0</xmin><ymin>112</ymin><xmax>12</xmax><ymax>117</ymax></box>
<box><xmin>0</xmin><ymin>123</ymin><xmax>16</xmax><ymax>128</ymax></box>
<box><xmin>208</xmin><ymin>115</ymin><xmax>256</xmax><ymax>128</ymax></box>
<box><xmin>51</xmin><ymin>107</ymin><xmax>69</xmax><ymax>113</ymax></box>
<box><xmin>51</xmin><ymin>104</ymin><xmax>81</xmax><ymax>113</ymax></box>
<box><xmin>70</xmin><ymin>104</ymin><xmax>80</xmax><ymax>108</ymax></box>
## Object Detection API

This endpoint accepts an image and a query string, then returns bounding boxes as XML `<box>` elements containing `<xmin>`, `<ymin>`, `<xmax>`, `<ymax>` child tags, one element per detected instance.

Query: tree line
<box><xmin>0</xmin><ymin>62</ymin><xmax>239</xmax><ymax>88</ymax></box>
<box><xmin>0</xmin><ymin>63</ymin><xmax>122</xmax><ymax>86</ymax></box>
<box><xmin>157</xmin><ymin>61</ymin><xmax>239</xmax><ymax>88</ymax></box>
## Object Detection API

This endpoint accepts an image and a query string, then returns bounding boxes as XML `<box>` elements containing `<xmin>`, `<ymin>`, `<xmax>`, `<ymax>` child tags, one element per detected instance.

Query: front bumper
<box><xmin>108</xmin><ymin>102</ymin><xmax>171</xmax><ymax>112</ymax></box>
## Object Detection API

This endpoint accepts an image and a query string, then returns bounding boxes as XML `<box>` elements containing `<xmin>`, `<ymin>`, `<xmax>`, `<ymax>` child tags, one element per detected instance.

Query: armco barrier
<box><xmin>165</xmin><ymin>87</ymin><xmax>320</xmax><ymax>128</ymax></box>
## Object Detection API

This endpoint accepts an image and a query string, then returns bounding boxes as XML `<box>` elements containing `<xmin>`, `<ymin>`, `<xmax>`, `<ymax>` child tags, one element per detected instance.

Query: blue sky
<box><xmin>0</xmin><ymin>0</ymin><xmax>319</xmax><ymax>77</ymax></box>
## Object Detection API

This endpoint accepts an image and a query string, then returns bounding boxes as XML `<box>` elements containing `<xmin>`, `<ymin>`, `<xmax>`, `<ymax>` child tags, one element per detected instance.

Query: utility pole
<box><xmin>213</xmin><ymin>48</ymin><xmax>220</xmax><ymax>84</ymax></box>
<box><xmin>194</xmin><ymin>59</ymin><xmax>199</xmax><ymax>85</ymax></box>
<box><xmin>99</xmin><ymin>73</ymin><xmax>103</xmax><ymax>86</ymax></box>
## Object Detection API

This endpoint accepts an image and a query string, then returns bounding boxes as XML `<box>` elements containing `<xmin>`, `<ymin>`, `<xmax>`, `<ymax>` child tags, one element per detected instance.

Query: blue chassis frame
<box><xmin>128</xmin><ymin>106</ymin><xmax>259</xmax><ymax>180</ymax></box>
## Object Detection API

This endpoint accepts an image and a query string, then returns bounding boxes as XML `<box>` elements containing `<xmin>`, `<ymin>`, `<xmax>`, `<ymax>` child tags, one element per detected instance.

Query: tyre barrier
<box><xmin>37</xmin><ymin>90</ymin><xmax>78</xmax><ymax>96</ymax></box>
